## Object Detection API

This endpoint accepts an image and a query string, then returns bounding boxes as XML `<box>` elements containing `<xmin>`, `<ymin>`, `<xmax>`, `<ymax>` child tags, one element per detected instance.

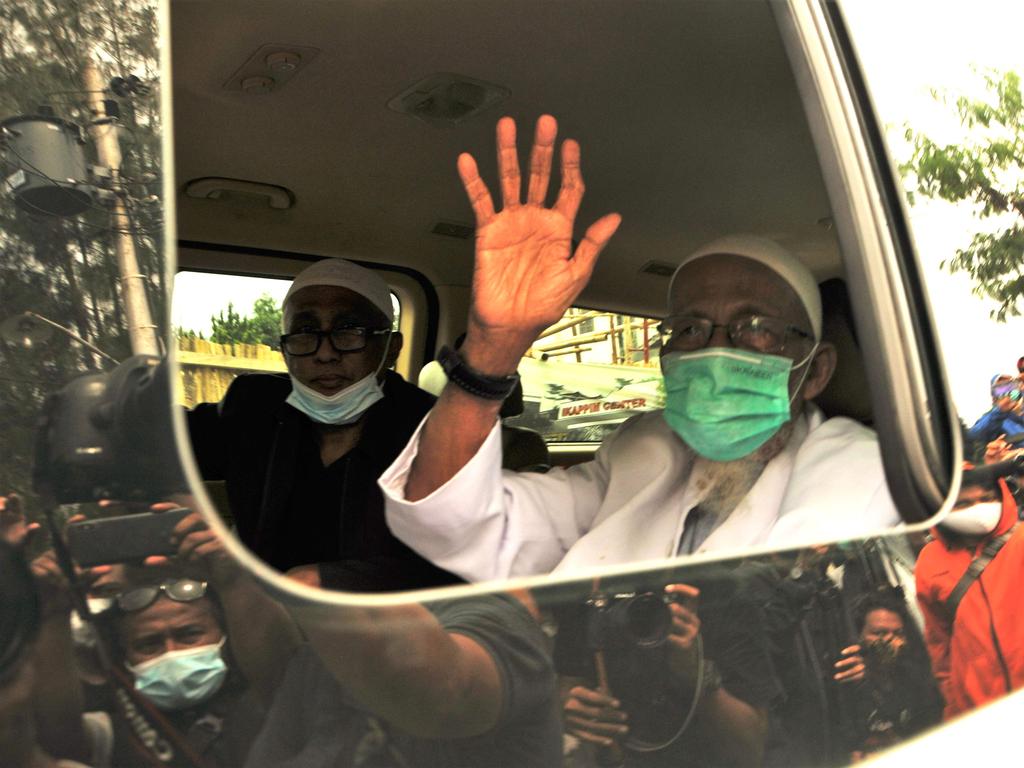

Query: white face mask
<box><xmin>285</xmin><ymin>330</ymin><xmax>392</xmax><ymax>425</ymax></box>
<box><xmin>941</xmin><ymin>501</ymin><xmax>1003</xmax><ymax>536</ymax></box>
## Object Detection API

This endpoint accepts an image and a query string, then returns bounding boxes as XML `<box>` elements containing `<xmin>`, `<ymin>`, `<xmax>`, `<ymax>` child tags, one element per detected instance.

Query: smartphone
<box><xmin>66</xmin><ymin>508</ymin><xmax>191</xmax><ymax>567</ymax></box>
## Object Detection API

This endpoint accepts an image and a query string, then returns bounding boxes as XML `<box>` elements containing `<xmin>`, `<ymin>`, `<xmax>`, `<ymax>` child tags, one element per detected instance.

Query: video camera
<box><xmin>33</xmin><ymin>355</ymin><xmax>185</xmax><ymax>503</ymax></box>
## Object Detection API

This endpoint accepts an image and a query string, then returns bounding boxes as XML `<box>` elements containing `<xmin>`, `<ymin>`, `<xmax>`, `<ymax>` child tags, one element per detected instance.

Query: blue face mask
<box><xmin>661</xmin><ymin>346</ymin><xmax>815</xmax><ymax>462</ymax></box>
<box><xmin>128</xmin><ymin>638</ymin><xmax>228</xmax><ymax>711</ymax></box>
<box><xmin>286</xmin><ymin>331</ymin><xmax>391</xmax><ymax>425</ymax></box>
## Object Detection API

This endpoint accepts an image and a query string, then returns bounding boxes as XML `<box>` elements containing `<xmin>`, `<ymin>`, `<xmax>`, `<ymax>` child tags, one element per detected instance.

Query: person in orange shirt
<box><xmin>915</xmin><ymin>465</ymin><xmax>1024</xmax><ymax>720</ymax></box>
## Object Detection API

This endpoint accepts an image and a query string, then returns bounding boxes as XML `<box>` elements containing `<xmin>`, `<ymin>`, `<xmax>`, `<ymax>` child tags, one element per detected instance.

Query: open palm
<box><xmin>459</xmin><ymin>115</ymin><xmax>621</xmax><ymax>338</ymax></box>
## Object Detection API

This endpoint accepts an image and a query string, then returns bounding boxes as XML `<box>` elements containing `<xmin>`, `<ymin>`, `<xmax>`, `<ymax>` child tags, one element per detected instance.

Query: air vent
<box><xmin>389</xmin><ymin>74</ymin><xmax>509</xmax><ymax>127</ymax></box>
<box><xmin>431</xmin><ymin>221</ymin><xmax>474</xmax><ymax>239</ymax></box>
<box><xmin>639</xmin><ymin>260</ymin><xmax>677</xmax><ymax>277</ymax></box>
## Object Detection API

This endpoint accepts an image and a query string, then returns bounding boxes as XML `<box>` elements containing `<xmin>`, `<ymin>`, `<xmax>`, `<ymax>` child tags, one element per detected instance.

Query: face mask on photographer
<box><xmin>127</xmin><ymin>638</ymin><xmax>228</xmax><ymax>711</ymax></box>
<box><xmin>940</xmin><ymin>500</ymin><xmax>1003</xmax><ymax>536</ymax></box>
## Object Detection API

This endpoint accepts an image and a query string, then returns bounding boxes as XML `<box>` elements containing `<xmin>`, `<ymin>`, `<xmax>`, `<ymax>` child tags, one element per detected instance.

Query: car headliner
<box><xmin>171</xmin><ymin>0</ymin><xmax>840</xmax><ymax>317</ymax></box>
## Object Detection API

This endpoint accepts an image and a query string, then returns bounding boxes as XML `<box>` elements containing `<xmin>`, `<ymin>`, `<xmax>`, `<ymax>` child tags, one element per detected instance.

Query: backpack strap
<box><xmin>945</xmin><ymin>527</ymin><xmax>1016</xmax><ymax>620</ymax></box>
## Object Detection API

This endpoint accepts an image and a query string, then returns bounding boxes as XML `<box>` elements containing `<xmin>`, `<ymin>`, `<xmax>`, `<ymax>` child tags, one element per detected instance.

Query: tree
<box><xmin>250</xmin><ymin>293</ymin><xmax>283</xmax><ymax>348</ymax></box>
<box><xmin>0</xmin><ymin>0</ymin><xmax>162</xmax><ymax>523</ymax></box>
<box><xmin>206</xmin><ymin>294</ymin><xmax>282</xmax><ymax>348</ymax></box>
<box><xmin>901</xmin><ymin>70</ymin><xmax>1024</xmax><ymax>321</ymax></box>
<box><xmin>209</xmin><ymin>303</ymin><xmax>258</xmax><ymax>346</ymax></box>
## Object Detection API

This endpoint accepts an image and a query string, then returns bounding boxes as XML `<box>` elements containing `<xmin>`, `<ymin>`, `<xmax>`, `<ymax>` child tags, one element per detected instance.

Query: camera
<box><xmin>584</xmin><ymin>590</ymin><xmax>676</xmax><ymax>651</ymax></box>
<box><xmin>33</xmin><ymin>355</ymin><xmax>185</xmax><ymax>503</ymax></box>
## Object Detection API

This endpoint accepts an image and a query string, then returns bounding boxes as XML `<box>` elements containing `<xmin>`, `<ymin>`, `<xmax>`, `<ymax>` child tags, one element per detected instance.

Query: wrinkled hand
<box><xmin>0</xmin><ymin>494</ymin><xmax>41</xmax><ymax>549</ymax></box>
<box><xmin>665</xmin><ymin>583</ymin><xmax>702</xmax><ymax>685</ymax></box>
<box><xmin>459</xmin><ymin>115</ymin><xmax>621</xmax><ymax>367</ymax></box>
<box><xmin>833</xmin><ymin>645</ymin><xmax>865</xmax><ymax>684</ymax></box>
<box><xmin>563</xmin><ymin>684</ymin><xmax>628</xmax><ymax>748</ymax></box>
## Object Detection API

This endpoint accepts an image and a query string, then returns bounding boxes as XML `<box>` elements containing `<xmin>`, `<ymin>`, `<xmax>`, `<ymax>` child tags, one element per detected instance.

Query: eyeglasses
<box><xmin>279</xmin><ymin>327</ymin><xmax>390</xmax><ymax>356</ymax></box>
<box><xmin>657</xmin><ymin>315</ymin><xmax>812</xmax><ymax>356</ymax></box>
<box><xmin>116</xmin><ymin>579</ymin><xmax>208</xmax><ymax>612</ymax></box>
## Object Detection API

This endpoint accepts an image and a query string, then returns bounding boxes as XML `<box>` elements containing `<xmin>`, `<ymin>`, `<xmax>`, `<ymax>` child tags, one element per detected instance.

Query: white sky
<box><xmin>171</xmin><ymin>1</ymin><xmax>1024</xmax><ymax>422</ymax></box>
<box><xmin>840</xmin><ymin>0</ymin><xmax>1024</xmax><ymax>420</ymax></box>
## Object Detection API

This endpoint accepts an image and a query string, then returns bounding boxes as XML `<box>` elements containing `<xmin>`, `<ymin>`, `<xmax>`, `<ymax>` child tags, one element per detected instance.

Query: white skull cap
<box><xmin>283</xmin><ymin>258</ymin><xmax>394</xmax><ymax>324</ymax></box>
<box><xmin>668</xmin><ymin>235</ymin><xmax>822</xmax><ymax>341</ymax></box>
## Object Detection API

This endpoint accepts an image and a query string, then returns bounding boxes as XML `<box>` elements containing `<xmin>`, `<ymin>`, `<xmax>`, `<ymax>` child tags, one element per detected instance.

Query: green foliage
<box><xmin>901</xmin><ymin>70</ymin><xmax>1024</xmax><ymax>321</ymax></box>
<box><xmin>206</xmin><ymin>294</ymin><xmax>282</xmax><ymax>348</ymax></box>
<box><xmin>0</xmin><ymin>0</ymin><xmax>162</xmax><ymax>523</ymax></box>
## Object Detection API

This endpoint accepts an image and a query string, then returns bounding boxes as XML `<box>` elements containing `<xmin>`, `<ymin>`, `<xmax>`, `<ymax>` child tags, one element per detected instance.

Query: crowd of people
<box><xmin>3</xmin><ymin>114</ymin><xmax>1023</xmax><ymax>767</ymax></box>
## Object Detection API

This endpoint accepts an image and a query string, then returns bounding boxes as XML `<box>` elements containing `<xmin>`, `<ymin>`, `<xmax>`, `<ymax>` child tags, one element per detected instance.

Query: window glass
<box><xmin>841</xmin><ymin>1</ymin><xmax>1024</xmax><ymax>462</ymax></box>
<box><xmin>505</xmin><ymin>308</ymin><xmax>664</xmax><ymax>443</ymax></box>
<box><xmin>172</xmin><ymin>270</ymin><xmax>400</xmax><ymax>406</ymax></box>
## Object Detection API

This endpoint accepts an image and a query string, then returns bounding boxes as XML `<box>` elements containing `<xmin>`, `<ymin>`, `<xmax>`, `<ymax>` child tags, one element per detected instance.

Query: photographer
<box><xmin>559</xmin><ymin>580</ymin><xmax>777</xmax><ymax>768</ymax></box>
<box><xmin>832</xmin><ymin>592</ymin><xmax>942</xmax><ymax>761</ymax></box>
<box><xmin>916</xmin><ymin>467</ymin><xmax>1024</xmax><ymax>720</ymax></box>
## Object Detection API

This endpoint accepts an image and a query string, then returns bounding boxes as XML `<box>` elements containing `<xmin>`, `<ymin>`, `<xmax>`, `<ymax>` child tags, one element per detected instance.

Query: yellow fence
<box><xmin>176</xmin><ymin>338</ymin><xmax>286</xmax><ymax>407</ymax></box>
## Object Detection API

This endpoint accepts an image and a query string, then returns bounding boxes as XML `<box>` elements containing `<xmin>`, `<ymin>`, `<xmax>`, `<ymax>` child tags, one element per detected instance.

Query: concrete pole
<box><xmin>83</xmin><ymin>61</ymin><xmax>160</xmax><ymax>356</ymax></box>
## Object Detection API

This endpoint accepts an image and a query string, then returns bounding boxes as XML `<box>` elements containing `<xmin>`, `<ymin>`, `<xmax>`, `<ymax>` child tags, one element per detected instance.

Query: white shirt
<box><xmin>380</xmin><ymin>406</ymin><xmax>900</xmax><ymax>582</ymax></box>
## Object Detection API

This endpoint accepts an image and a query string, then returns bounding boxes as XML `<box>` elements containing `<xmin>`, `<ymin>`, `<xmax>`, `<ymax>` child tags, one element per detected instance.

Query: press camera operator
<box><xmin>554</xmin><ymin>570</ymin><xmax>779</xmax><ymax>768</ymax></box>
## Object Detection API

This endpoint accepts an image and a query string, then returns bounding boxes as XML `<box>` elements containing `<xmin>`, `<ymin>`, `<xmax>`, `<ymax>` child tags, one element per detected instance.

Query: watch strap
<box><xmin>437</xmin><ymin>345</ymin><xmax>519</xmax><ymax>401</ymax></box>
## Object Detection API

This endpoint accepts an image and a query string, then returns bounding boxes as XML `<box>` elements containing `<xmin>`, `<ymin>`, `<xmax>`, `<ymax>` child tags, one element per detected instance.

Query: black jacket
<box><xmin>187</xmin><ymin>371</ymin><xmax>459</xmax><ymax>591</ymax></box>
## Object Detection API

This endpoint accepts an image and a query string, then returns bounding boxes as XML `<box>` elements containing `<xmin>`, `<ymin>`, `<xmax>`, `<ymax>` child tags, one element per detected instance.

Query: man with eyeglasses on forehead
<box><xmin>381</xmin><ymin>114</ymin><xmax>901</xmax><ymax>581</ymax></box>
<box><xmin>187</xmin><ymin>259</ymin><xmax>458</xmax><ymax>591</ymax></box>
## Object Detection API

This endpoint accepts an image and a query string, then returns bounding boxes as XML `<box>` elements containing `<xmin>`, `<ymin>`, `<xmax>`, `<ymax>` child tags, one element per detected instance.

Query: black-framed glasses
<box><xmin>279</xmin><ymin>327</ymin><xmax>390</xmax><ymax>356</ymax></box>
<box><xmin>657</xmin><ymin>315</ymin><xmax>812</xmax><ymax>355</ymax></box>
<box><xmin>116</xmin><ymin>579</ymin><xmax>208</xmax><ymax>612</ymax></box>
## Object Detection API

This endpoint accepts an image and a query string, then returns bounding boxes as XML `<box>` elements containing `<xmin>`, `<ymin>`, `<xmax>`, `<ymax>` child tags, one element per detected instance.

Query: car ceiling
<box><xmin>171</xmin><ymin>0</ymin><xmax>841</xmax><ymax>317</ymax></box>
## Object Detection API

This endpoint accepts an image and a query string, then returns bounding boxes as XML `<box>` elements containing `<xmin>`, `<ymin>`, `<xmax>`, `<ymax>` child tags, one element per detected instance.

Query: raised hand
<box><xmin>459</xmin><ymin>115</ymin><xmax>621</xmax><ymax>372</ymax></box>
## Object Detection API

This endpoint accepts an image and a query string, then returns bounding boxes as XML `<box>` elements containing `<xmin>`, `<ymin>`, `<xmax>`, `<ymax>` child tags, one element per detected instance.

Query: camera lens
<box><xmin>621</xmin><ymin>593</ymin><xmax>671</xmax><ymax>648</ymax></box>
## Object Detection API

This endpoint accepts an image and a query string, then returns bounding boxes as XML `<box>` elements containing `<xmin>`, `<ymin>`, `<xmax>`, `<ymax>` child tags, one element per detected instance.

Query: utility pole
<box><xmin>83</xmin><ymin>60</ymin><xmax>160</xmax><ymax>356</ymax></box>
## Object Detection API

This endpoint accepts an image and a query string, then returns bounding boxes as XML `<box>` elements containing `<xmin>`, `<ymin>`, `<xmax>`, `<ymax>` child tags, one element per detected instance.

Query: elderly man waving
<box><xmin>380</xmin><ymin>115</ymin><xmax>900</xmax><ymax>582</ymax></box>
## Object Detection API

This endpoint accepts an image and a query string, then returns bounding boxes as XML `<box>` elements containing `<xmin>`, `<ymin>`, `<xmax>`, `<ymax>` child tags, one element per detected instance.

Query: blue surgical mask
<box><xmin>128</xmin><ymin>638</ymin><xmax>228</xmax><ymax>711</ymax></box>
<box><xmin>286</xmin><ymin>331</ymin><xmax>391</xmax><ymax>424</ymax></box>
<box><xmin>661</xmin><ymin>346</ymin><xmax>815</xmax><ymax>462</ymax></box>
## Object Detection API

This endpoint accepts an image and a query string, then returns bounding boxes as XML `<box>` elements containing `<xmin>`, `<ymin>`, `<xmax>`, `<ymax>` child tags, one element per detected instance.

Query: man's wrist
<box><xmin>460</xmin><ymin>327</ymin><xmax>533</xmax><ymax>376</ymax></box>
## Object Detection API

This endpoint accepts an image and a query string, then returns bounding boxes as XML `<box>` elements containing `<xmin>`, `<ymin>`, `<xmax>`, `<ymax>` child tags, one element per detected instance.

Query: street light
<box><xmin>0</xmin><ymin>311</ymin><xmax>118</xmax><ymax>365</ymax></box>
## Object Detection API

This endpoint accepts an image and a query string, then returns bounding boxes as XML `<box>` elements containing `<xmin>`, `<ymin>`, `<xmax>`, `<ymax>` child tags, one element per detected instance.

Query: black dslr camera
<box><xmin>584</xmin><ymin>590</ymin><xmax>676</xmax><ymax>651</ymax></box>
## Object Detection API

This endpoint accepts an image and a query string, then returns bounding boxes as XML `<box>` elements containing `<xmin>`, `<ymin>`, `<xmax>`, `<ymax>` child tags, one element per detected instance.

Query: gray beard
<box><xmin>693</xmin><ymin>453</ymin><xmax>768</xmax><ymax>520</ymax></box>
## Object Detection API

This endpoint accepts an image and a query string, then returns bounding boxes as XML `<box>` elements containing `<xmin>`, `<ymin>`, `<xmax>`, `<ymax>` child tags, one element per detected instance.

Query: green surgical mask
<box><xmin>661</xmin><ymin>347</ymin><xmax>815</xmax><ymax>462</ymax></box>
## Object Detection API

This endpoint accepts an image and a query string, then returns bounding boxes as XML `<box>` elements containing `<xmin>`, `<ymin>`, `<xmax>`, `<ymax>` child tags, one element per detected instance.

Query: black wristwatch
<box><xmin>437</xmin><ymin>345</ymin><xmax>520</xmax><ymax>401</ymax></box>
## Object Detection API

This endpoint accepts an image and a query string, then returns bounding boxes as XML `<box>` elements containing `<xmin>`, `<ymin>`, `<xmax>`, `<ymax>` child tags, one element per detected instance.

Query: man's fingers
<box><xmin>840</xmin><ymin>644</ymin><xmax>861</xmax><ymax>656</ymax></box>
<box><xmin>570</xmin><ymin>213</ymin><xmax>622</xmax><ymax>284</ymax></box>
<box><xmin>565</xmin><ymin>716</ymin><xmax>629</xmax><ymax>738</ymax></box>
<box><xmin>568</xmin><ymin>686</ymin><xmax>621</xmax><ymax>709</ymax></box>
<box><xmin>457</xmin><ymin>153</ymin><xmax>496</xmax><ymax>225</ymax></box>
<box><xmin>568</xmin><ymin>725</ymin><xmax>619</xmax><ymax>748</ymax></box>
<box><xmin>173</xmin><ymin>512</ymin><xmax>207</xmax><ymax>538</ymax></box>
<box><xmin>496</xmin><ymin>116</ymin><xmax>521</xmax><ymax>209</ymax></box>
<box><xmin>526</xmin><ymin>114</ymin><xmax>557</xmax><ymax>205</ymax></box>
<box><xmin>834</xmin><ymin>654</ymin><xmax>863</xmax><ymax>669</ymax></box>
<box><xmin>554</xmin><ymin>138</ymin><xmax>584</xmax><ymax>220</ymax></box>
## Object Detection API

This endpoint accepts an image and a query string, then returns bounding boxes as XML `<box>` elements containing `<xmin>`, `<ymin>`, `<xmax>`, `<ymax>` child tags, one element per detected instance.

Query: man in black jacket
<box><xmin>187</xmin><ymin>258</ymin><xmax>458</xmax><ymax>591</ymax></box>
